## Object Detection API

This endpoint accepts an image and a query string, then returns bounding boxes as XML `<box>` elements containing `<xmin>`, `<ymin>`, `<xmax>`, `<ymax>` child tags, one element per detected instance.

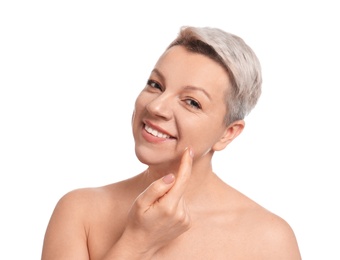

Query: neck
<box><xmin>140</xmin><ymin>154</ymin><xmax>217</xmax><ymax>203</ymax></box>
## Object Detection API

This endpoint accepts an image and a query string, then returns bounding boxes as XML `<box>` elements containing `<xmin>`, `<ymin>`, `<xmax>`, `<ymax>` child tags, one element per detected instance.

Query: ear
<box><xmin>212</xmin><ymin>120</ymin><xmax>245</xmax><ymax>151</ymax></box>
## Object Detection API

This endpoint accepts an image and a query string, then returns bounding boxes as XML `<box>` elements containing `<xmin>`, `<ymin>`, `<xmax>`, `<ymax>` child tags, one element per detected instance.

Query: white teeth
<box><xmin>145</xmin><ymin>125</ymin><xmax>171</xmax><ymax>139</ymax></box>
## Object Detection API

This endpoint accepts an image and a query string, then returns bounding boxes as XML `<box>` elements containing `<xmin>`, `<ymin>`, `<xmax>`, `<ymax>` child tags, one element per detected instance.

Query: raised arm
<box><xmin>102</xmin><ymin>147</ymin><xmax>194</xmax><ymax>259</ymax></box>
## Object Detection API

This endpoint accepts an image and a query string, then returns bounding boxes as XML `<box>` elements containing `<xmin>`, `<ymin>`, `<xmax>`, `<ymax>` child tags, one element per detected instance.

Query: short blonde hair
<box><xmin>168</xmin><ymin>26</ymin><xmax>262</xmax><ymax>124</ymax></box>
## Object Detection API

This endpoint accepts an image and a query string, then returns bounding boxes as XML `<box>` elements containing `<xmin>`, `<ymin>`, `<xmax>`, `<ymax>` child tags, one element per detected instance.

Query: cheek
<box><xmin>133</xmin><ymin>94</ymin><xmax>145</xmax><ymax>114</ymax></box>
<box><xmin>184</xmin><ymin>119</ymin><xmax>225</xmax><ymax>152</ymax></box>
<box><xmin>134</xmin><ymin>92</ymin><xmax>149</xmax><ymax>110</ymax></box>
<box><xmin>132</xmin><ymin>94</ymin><xmax>149</xmax><ymax>128</ymax></box>
<box><xmin>182</xmin><ymin>121</ymin><xmax>211</xmax><ymax>146</ymax></box>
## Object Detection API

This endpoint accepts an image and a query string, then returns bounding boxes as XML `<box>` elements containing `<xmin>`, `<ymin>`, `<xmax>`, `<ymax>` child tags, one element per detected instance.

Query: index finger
<box><xmin>167</xmin><ymin>147</ymin><xmax>194</xmax><ymax>199</ymax></box>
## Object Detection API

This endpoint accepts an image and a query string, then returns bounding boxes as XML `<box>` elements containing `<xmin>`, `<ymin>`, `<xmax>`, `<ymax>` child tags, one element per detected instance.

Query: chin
<box><xmin>134</xmin><ymin>145</ymin><xmax>178</xmax><ymax>168</ymax></box>
<box><xmin>134</xmin><ymin>145</ymin><xmax>159</xmax><ymax>166</ymax></box>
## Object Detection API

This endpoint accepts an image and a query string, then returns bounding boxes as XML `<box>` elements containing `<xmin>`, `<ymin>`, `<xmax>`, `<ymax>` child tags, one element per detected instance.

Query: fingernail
<box><xmin>189</xmin><ymin>147</ymin><xmax>194</xmax><ymax>158</ymax></box>
<box><xmin>162</xmin><ymin>174</ymin><xmax>175</xmax><ymax>184</ymax></box>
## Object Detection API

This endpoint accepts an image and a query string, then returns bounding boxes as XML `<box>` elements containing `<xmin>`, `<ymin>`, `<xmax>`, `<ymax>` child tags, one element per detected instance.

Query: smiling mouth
<box><xmin>144</xmin><ymin>124</ymin><xmax>174</xmax><ymax>139</ymax></box>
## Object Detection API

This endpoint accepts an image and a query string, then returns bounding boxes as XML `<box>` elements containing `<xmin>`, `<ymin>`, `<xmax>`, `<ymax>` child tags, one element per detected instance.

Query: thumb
<box><xmin>136</xmin><ymin>174</ymin><xmax>176</xmax><ymax>208</ymax></box>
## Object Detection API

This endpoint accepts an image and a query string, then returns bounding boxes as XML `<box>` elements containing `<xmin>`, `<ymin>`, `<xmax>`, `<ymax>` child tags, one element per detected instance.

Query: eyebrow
<box><xmin>151</xmin><ymin>69</ymin><xmax>166</xmax><ymax>82</ymax></box>
<box><xmin>183</xmin><ymin>85</ymin><xmax>212</xmax><ymax>101</ymax></box>
<box><xmin>151</xmin><ymin>68</ymin><xmax>212</xmax><ymax>100</ymax></box>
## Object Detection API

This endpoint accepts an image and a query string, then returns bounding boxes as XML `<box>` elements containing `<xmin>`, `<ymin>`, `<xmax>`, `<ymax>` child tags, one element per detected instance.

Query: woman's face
<box><xmin>132</xmin><ymin>45</ymin><xmax>234</xmax><ymax>167</ymax></box>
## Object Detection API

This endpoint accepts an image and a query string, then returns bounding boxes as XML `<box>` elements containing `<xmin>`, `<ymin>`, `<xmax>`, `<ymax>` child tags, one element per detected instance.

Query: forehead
<box><xmin>154</xmin><ymin>46</ymin><xmax>231</xmax><ymax>95</ymax></box>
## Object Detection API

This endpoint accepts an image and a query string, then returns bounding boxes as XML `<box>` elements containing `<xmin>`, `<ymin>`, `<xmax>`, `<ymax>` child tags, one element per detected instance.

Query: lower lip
<box><xmin>141</xmin><ymin>127</ymin><xmax>173</xmax><ymax>143</ymax></box>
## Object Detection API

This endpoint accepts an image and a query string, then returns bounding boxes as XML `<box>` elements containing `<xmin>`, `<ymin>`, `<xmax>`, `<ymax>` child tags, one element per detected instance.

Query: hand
<box><xmin>122</xmin><ymin>147</ymin><xmax>194</xmax><ymax>256</ymax></box>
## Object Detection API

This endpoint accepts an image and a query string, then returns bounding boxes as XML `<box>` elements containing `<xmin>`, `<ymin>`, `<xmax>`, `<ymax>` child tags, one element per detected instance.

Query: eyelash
<box><xmin>146</xmin><ymin>79</ymin><xmax>202</xmax><ymax>110</ymax></box>
<box><xmin>147</xmin><ymin>79</ymin><xmax>162</xmax><ymax>91</ymax></box>
<box><xmin>185</xmin><ymin>99</ymin><xmax>202</xmax><ymax>109</ymax></box>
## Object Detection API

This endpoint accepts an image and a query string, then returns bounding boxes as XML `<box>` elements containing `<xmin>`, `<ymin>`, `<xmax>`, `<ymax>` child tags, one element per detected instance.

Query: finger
<box><xmin>167</xmin><ymin>147</ymin><xmax>193</xmax><ymax>199</ymax></box>
<box><xmin>136</xmin><ymin>174</ymin><xmax>175</xmax><ymax>208</ymax></box>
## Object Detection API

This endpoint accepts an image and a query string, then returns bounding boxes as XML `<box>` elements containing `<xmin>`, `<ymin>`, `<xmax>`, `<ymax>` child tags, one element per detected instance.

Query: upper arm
<box><xmin>41</xmin><ymin>189</ymin><xmax>91</xmax><ymax>260</ymax></box>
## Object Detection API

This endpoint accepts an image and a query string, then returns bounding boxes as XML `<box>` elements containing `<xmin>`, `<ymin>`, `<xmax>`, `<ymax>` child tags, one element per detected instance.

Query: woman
<box><xmin>41</xmin><ymin>26</ymin><xmax>301</xmax><ymax>259</ymax></box>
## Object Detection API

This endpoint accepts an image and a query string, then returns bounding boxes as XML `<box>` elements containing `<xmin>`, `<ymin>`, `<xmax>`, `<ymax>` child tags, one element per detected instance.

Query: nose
<box><xmin>146</xmin><ymin>93</ymin><xmax>173</xmax><ymax>120</ymax></box>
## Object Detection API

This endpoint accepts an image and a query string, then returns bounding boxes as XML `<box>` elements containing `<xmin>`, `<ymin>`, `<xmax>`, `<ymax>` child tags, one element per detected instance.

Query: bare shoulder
<box><xmin>251</xmin><ymin>209</ymin><xmax>300</xmax><ymax>258</ymax></box>
<box><xmin>42</xmin><ymin>182</ymin><xmax>122</xmax><ymax>233</ymax></box>
<box><xmin>207</xmin><ymin>179</ymin><xmax>301</xmax><ymax>259</ymax></box>
<box><xmin>234</xmin><ymin>191</ymin><xmax>302</xmax><ymax>260</ymax></box>
<box><xmin>50</xmin><ymin>177</ymin><xmax>139</xmax><ymax>223</ymax></box>
<box><xmin>42</xmin><ymin>178</ymin><xmax>137</xmax><ymax>260</ymax></box>
<box><xmin>54</xmin><ymin>181</ymin><xmax>124</xmax><ymax>213</ymax></box>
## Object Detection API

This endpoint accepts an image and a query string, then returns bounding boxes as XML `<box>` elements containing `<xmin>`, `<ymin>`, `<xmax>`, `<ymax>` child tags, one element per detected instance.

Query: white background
<box><xmin>1</xmin><ymin>1</ymin><xmax>339</xmax><ymax>259</ymax></box>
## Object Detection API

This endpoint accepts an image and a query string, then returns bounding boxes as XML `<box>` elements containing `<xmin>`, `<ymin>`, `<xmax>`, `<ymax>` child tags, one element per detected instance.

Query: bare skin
<box><xmin>41</xmin><ymin>149</ymin><xmax>301</xmax><ymax>259</ymax></box>
<box><xmin>41</xmin><ymin>46</ymin><xmax>301</xmax><ymax>259</ymax></box>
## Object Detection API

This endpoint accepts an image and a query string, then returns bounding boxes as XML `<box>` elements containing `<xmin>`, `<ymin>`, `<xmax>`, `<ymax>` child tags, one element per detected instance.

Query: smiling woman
<box><xmin>41</xmin><ymin>26</ymin><xmax>302</xmax><ymax>260</ymax></box>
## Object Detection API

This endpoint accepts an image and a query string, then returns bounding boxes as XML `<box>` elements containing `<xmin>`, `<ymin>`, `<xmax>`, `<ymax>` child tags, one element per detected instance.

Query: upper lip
<box><xmin>143</xmin><ymin>120</ymin><xmax>176</xmax><ymax>139</ymax></box>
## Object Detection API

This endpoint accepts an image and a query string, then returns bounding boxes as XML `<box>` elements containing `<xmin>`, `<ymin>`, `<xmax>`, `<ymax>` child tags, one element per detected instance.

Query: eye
<box><xmin>185</xmin><ymin>98</ymin><xmax>202</xmax><ymax>110</ymax></box>
<box><xmin>147</xmin><ymin>79</ymin><xmax>162</xmax><ymax>91</ymax></box>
